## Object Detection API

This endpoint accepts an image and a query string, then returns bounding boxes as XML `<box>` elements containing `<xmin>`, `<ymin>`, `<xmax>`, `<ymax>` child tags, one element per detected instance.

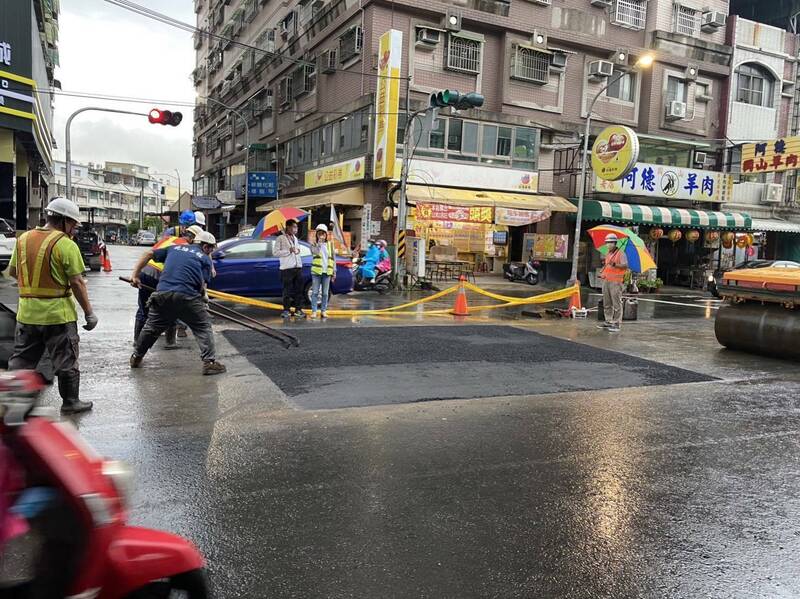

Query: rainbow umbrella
<box><xmin>252</xmin><ymin>207</ymin><xmax>308</xmax><ymax>239</ymax></box>
<box><xmin>587</xmin><ymin>224</ymin><xmax>656</xmax><ymax>273</ymax></box>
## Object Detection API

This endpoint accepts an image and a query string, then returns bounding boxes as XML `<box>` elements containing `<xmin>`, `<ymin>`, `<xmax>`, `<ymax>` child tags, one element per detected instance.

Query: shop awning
<box><xmin>256</xmin><ymin>186</ymin><xmax>364</xmax><ymax>212</ymax></box>
<box><xmin>750</xmin><ymin>218</ymin><xmax>800</xmax><ymax>233</ymax></box>
<box><xmin>406</xmin><ymin>185</ymin><xmax>576</xmax><ymax>212</ymax></box>
<box><xmin>579</xmin><ymin>200</ymin><xmax>752</xmax><ymax>230</ymax></box>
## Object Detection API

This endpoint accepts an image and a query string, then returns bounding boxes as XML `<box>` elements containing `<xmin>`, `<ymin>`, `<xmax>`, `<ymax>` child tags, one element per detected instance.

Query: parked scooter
<box><xmin>0</xmin><ymin>371</ymin><xmax>210</xmax><ymax>599</ymax></box>
<box><xmin>503</xmin><ymin>259</ymin><xmax>540</xmax><ymax>285</ymax></box>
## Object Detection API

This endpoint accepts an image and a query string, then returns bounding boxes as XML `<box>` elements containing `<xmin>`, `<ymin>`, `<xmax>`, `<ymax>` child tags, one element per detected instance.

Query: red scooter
<box><xmin>0</xmin><ymin>371</ymin><xmax>209</xmax><ymax>598</ymax></box>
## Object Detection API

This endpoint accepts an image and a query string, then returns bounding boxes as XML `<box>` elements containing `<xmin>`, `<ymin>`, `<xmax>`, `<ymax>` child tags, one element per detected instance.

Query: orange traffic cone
<box><xmin>452</xmin><ymin>276</ymin><xmax>469</xmax><ymax>316</ymax></box>
<box><xmin>103</xmin><ymin>251</ymin><xmax>112</xmax><ymax>273</ymax></box>
<box><xmin>567</xmin><ymin>283</ymin><xmax>581</xmax><ymax>311</ymax></box>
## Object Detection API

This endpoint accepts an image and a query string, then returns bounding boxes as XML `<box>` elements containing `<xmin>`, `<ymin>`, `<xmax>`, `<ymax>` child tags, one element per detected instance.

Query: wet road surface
<box><xmin>2</xmin><ymin>245</ymin><xmax>800</xmax><ymax>598</ymax></box>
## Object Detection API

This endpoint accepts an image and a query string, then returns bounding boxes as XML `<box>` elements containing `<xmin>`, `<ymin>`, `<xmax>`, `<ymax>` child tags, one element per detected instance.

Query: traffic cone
<box><xmin>103</xmin><ymin>251</ymin><xmax>112</xmax><ymax>273</ymax></box>
<box><xmin>567</xmin><ymin>283</ymin><xmax>581</xmax><ymax>311</ymax></box>
<box><xmin>452</xmin><ymin>276</ymin><xmax>469</xmax><ymax>316</ymax></box>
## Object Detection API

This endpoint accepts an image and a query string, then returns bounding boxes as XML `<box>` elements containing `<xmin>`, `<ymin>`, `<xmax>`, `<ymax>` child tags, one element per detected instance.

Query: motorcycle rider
<box><xmin>8</xmin><ymin>197</ymin><xmax>98</xmax><ymax>414</ymax></box>
<box><xmin>358</xmin><ymin>240</ymin><xmax>386</xmax><ymax>284</ymax></box>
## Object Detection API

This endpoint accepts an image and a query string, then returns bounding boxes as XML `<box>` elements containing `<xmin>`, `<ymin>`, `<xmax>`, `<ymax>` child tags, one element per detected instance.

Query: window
<box><xmin>339</xmin><ymin>25</ymin><xmax>363</xmax><ymax>63</ymax></box>
<box><xmin>606</xmin><ymin>72</ymin><xmax>635</xmax><ymax>102</ymax></box>
<box><xmin>511</xmin><ymin>46</ymin><xmax>549</xmax><ymax>84</ymax></box>
<box><xmin>513</xmin><ymin>127</ymin><xmax>537</xmax><ymax>169</ymax></box>
<box><xmin>448</xmin><ymin>119</ymin><xmax>463</xmax><ymax>151</ymax></box>
<box><xmin>675</xmin><ymin>5</ymin><xmax>698</xmax><ymax>35</ymax></box>
<box><xmin>736</xmin><ymin>63</ymin><xmax>774</xmax><ymax>107</ymax></box>
<box><xmin>446</xmin><ymin>34</ymin><xmax>482</xmax><ymax>74</ymax></box>
<box><xmin>497</xmin><ymin>127</ymin><xmax>512</xmax><ymax>156</ymax></box>
<box><xmin>666</xmin><ymin>76</ymin><xmax>687</xmax><ymax>103</ymax></box>
<box><xmin>463</xmin><ymin>122</ymin><xmax>479</xmax><ymax>155</ymax></box>
<box><xmin>429</xmin><ymin>117</ymin><xmax>446</xmax><ymax>149</ymax></box>
<box><xmin>482</xmin><ymin>125</ymin><xmax>497</xmax><ymax>157</ymax></box>
<box><xmin>613</xmin><ymin>0</ymin><xmax>646</xmax><ymax>29</ymax></box>
<box><xmin>224</xmin><ymin>241</ymin><xmax>268</xmax><ymax>259</ymax></box>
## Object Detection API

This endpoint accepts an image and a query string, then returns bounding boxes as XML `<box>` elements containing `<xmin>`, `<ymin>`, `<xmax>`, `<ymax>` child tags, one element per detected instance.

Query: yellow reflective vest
<box><xmin>146</xmin><ymin>235</ymin><xmax>187</xmax><ymax>272</ymax></box>
<box><xmin>311</xmin><ymin>241</ymin><xmax>335</xmax><ymax>276</ymax></box>
<box><xmin>16</xmin><ymin>229</ymin><xmax>72</xmax><ymax>299</ymax></box>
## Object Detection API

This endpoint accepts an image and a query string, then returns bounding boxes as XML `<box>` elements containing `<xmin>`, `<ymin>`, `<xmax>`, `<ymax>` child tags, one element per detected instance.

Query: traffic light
<box><xmin>429</xmin><ymin>90</ymin><xmax>485</xmax><ymax>110</ymax></box>
<box><xmin>148</xmin><ymin>108</ymin><xmax>183</xmax><ymax>126</ymax></box>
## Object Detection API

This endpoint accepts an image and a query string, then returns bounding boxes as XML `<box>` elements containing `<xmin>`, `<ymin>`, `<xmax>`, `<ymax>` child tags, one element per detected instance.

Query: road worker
<box><xmin>8</xmin><ymin>197</ymin><xmax>98</xmax><ymax>414</ymax></box>
<box><xmin>597</xmin><ymin>233</ymin><xmax>629</xmax><ymax>333</ymax></box>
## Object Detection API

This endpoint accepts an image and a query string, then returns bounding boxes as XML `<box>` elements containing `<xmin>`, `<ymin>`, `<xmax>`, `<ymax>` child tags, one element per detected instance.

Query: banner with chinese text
<box><xmin>741</xmin><ymin>136</ymin><xmax>800</xmax><ymax>174</ymax></box>
<box><xmin>495</xmin><ymin>207</ymin><xmax>551</xmax><ymax>227</ymax></box>
<box><xmin>373</xmin><ymin>30</ymin><xmax>402</xmax><ymax>179</ymax></box>
<box><xmin>416</xmin><ymin>203</ymin><xmax>493</xmax><ymax>224</ymax></box>
<box><xmin>304</xmin><ymin>156</ymin><xmax>365</xmax><ymax>190</ymax></box>
<box><xmin>594</xmin><ymin>162</ymin><xmax>732</xmax><ymax>203</ymax></box>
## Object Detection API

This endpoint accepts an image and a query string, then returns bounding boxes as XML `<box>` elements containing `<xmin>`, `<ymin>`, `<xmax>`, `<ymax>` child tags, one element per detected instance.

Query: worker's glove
<box><xmin>83</xmin><ymin>312</ymin><xmax>99</xmax><ymax>331</ymax></box>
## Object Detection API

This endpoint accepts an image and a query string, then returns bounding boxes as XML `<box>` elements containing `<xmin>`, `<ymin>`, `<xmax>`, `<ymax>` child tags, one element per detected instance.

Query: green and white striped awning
<box><xmin>579</xmin><ymin>200</ymin><xmax>752</xmax><ymax>230</ymax></box>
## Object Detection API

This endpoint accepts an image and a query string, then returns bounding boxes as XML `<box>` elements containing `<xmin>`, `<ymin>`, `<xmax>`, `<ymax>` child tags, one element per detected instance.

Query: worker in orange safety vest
<box><xmin>597</xmin><ymin>233</ymin><xmax>628</xmax><ymax>333</ymax></box>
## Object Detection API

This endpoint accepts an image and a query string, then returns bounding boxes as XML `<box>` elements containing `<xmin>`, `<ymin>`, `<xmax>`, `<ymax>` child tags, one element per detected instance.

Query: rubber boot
<box><xmin>58</xmin><ymin>372</ymin><xmax>93</xmax><ymax>414</ymax></box>
<box><xmin>164</xmin><ymin>326</ymin><xmax>178</xmax><ymax>350</ymax></box>
<box><xmin>133</xmin><ymin>319</ymin><xmax>144</xmax><ymax>346</ymax></box>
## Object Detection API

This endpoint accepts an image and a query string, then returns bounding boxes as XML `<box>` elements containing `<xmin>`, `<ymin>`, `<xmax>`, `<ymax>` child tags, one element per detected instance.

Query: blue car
<box><xmin>210</xmin><ymin>236</ymin><xmax>354</xmax><ymax>300</ymax></box>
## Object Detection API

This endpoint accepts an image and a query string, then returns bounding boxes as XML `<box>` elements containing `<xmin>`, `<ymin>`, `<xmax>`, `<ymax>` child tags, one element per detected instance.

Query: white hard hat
<box><xmin>604</xmin><ymin>233</ymin><xmax>619</xmax><ymax>243</ymax></box>
<box><xmin>315</xmin><ymin>224</ymin><xmax>328</xmax><ymax>232</ymax></box>
<box><xmin>193</xmin><ymin>211</ymin><xmax>206</xmax><ymax>226</ymax></box>
<box><xmin>186</xmin><ymin>225</ymin><xmax>204</xmax><ymax>238</ymax></box>
<box><xmin>194</xmin><ymin>231</ymin><xmax>217</xmax><ymax>245</ymax></box>
<box><xmin>46</xmin><ymin>197</ymin><xmax>81</xmax><ymax>223</ymax></box>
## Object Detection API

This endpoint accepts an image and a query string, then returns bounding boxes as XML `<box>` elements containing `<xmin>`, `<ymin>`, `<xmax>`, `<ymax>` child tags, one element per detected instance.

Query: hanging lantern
<box><xmin>667</xmin><ymin>229</ymin><xmax>682</xmax><ymax>243</ymax></box>
<box><xmin>746</xmin><ymin>245</ymin><xmax>756</xmax><ymax>257</ymax></box>
<box><xmin>722</xmin><ymin>237</ymin><xmax>734</xmax><ymax>249</ymax></box>
<box><xmin>649</xmin><ymin>227</ymin><xmax>664</xmax><ymax>241</ymax></box>
<box><xmin>685</xmin><ymin>229</ymin><xmax>700</xmax><ymax>243</ymax></box>
<box><xmin>705</xmin><ymin>231</ymin><xmax>720</xmax><ymax>243</ymax></box>
<box><xmin>736</xmin><ymin>235</ymin><xmax>748</xmax><ymax>249</ymax></box>
<box><xmin>721</xmin><ymin>231</ymin><xmax>735</xmax><ymax>244</ymax></box>
<box><xmin>746</xmin><ymin>233</ymin><xmax>754</xmax><ymax>246</ymax></box>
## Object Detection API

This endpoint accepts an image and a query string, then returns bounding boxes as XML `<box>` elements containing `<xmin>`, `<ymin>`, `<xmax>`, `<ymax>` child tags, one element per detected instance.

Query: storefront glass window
<box><xmin>312</xmin><ymin>129</ymin><xmax>320</xmax><ymax>160</ymax></box>
<box><xmin>482</xmin><ymin>125</ymin><xmax>497</xmax><ymax>157</ymax></box>
<box><xmin>513</xmin><ymin>127</ymin><xmax>537</xmax><ymax>169</ymax></box>
<box><xmin>323</xmin><ymin>125</ymin><xmax>332</xmax><ymax>155</ymax></box>
<box><xmin>429</xmin><ymin>118</ymin><xmax>446</xmax><ymax>149</ymax></box>
<box><xmin>463</xmin><ymin>122</ymin><xmax>479</xmax><ymax>154</ymax></box>
<box><xmin>448</xmin><ymin>119</ymin><xmax>463</xmax><ymax>151</ymax></box>
<box><xmin>497</xmin><ymin>127</ymin><xmax>512</xmax><ymax>156</ymax></box>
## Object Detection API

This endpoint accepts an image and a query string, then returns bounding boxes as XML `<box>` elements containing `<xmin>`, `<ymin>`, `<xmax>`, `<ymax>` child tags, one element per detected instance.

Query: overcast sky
<box><xmin>53</xmin><ymin>0</ymin><xmax>195</xmax><ymax>188</ymax></box>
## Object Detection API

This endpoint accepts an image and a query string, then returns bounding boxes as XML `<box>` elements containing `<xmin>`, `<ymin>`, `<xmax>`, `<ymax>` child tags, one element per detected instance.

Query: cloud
<box><xmin>53</xmin><ymin>0</ymin><xmax>196</xmax><ymax>183</ymax></box>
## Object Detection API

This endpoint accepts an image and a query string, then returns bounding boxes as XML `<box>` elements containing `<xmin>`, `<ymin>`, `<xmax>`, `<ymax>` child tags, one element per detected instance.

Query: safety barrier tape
<box><xmin>206</xmin><ymin>281</ymin><xmax>579</xmax><ymax>317</ymax></box>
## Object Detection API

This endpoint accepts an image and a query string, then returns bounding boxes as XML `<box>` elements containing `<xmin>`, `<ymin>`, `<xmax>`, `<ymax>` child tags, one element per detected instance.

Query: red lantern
<box><xmin>722</xmin><ymin>237</ymin><xmax>734</xmax><ymax>249</ymax></box>
<box><xmin>685</xmin><ymin>229</ymin><xmax>700</xmax><ymax>243</ymax></box>
<box><xmin>736</xmin><ymin>236</ymin><xmax>748</xmax><ymax>249</ymax></box>
<box><xmin>746</xmin><ymin>245</ymin><xmax>756</xmax><ymax>257</ymax></box>
<box><xmin>649</xmin><ymin>227</ymin><xmax>664</xmax><ymax>241</ymax></box>
<box><xmin>667</xmin><ymin>229</ymin><xmax>682</xmax><ymax>243</ymax></box>
<box><xmin>705</xmin><ymin>231</ymin><xmax>720</xmax><ymax>243</ymax></box>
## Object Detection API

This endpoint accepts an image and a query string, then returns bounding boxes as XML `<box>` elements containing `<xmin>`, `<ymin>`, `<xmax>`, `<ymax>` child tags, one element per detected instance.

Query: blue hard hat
<box><xmin>179</xmin><ymin>209</ymin><xmax>196</xmax><ymax>226</ymax></box>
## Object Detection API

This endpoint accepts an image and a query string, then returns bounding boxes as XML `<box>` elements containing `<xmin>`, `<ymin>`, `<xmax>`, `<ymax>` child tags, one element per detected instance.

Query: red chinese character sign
<box><xmin>416</xmin><ymin>203</ymin><xmax>493</xmax><ymax>224</ymax></box>
<box><xmin>741</xmin><ymin>136</ymin><xmax>800</xmax><ymax>174</ymax></box>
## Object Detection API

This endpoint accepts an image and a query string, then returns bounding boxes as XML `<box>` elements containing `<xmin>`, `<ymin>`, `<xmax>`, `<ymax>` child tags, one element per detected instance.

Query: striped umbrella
<box><xmin>587</xmin><ymin>224</ymin><xmax>656</xmax><ymax>273</ymax></box>
<box><xmin>252</xmin><ymin>207</ymin><xmax>308</xmax><ymax>239</ymax></box>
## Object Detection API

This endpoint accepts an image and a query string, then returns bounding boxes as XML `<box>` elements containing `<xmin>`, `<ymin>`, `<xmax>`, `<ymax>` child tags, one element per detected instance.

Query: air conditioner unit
<box><xmin>701</xmin><ymin>11</ymin><xmax>726</xmax><ymax>32</ymax></box>
<box><xmin>590</xmin><ymin>0</ymin><xmax>612</xmax><ymax>5</ymax></box>
<box><xmin>693</xmin><ymin>151</ymin><xmax>708</xmax><ymax>168</ymax></box>
<box><xmin>762</xmin><ymin>183</ymin><xmax>783</xmax><ymax>204</ymax></box>
<box><xmin>588</xmin><ymin>60</ymin><xmax>614</xmax><ymax>78</ymax></box>
<box><xmin>416</xmin><ymin>27</ymin><xmax>441</xmax><ymax>48</ymax></box>
<box><xmin>550</xmin><ymin>51</ymin><xmax>567</xmax><ymax>70</ymax></box>
<box><xmin>529</xmin><ymin>0</ymin><xmax>551</xmax><ymax>5</ymax></box>
<box><xmin>321</xmin><ymin>48</ymin><xmax>337</xmax><ymax>73</ymax></box>
<box><xmin>665</xmin><ymin>100</ymin><xmax>687</xmax><ymax>120</ymax></box>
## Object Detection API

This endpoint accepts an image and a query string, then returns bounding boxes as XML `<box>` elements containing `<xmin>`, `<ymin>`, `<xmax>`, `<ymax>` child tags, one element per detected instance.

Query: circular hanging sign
<box><xmin>591</xmin><ymin>125</ymin><xmax>640</xmax><ymax>181</ymax></box>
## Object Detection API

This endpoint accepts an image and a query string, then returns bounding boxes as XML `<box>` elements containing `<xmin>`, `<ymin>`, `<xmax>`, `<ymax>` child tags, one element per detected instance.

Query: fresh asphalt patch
<box><xmin>223</xmin><ymin>325</ymin><xmax>716</xmax><ymax>409</ymax></box>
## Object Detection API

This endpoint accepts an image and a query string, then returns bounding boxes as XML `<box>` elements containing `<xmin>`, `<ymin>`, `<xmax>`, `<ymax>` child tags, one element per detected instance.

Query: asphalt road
<box><xmin>3</xmin><ymin>245</ymin><xmax>800</xmax><ymax>598</ymax></box>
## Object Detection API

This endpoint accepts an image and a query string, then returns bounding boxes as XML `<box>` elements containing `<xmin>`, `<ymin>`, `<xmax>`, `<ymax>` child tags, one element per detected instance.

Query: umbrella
<box><xmin>587</xmin><ymin>224</ymin><xmax>656</xmax><ymax>273</ymax></box>
<box><xmin>252</xmin><ymin>207</ymin><xmax>308</xmax><ymax>239</ymax></box>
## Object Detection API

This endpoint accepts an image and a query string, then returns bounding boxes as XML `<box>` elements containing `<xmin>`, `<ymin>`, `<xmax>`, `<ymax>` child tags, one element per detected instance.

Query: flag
<box><xmin>329</xmin><ymin>204</ymin><xmax>347</xmax><ymax>250</ymax></box>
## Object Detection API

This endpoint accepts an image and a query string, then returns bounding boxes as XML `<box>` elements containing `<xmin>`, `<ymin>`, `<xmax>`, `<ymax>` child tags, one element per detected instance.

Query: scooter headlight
<box><xmin>707</xmin><ymin>275</ymin><xmax>715</xmax><ymax>283</ymax></box>
<box><xmin>102</xmin><ymin>460</ymin><xmax>135</xmax><ymax>511</ymax></box>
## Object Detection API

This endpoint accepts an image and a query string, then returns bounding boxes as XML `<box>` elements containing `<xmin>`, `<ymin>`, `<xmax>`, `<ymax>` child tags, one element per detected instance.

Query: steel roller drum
<box><xmin>715</xmin><ymin>303</ymin><xmax>800</xmax><ymax>360</ymax></box>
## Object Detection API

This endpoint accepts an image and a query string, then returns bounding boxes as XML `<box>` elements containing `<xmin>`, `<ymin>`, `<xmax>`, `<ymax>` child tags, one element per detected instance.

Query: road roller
<box><xmin>714</xmin><ymin>267</ymin><xmax>800</xmax><ymax>360</ymax></box>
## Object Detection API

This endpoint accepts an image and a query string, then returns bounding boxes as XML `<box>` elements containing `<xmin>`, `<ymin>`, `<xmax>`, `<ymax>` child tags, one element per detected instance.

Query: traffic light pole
<box><xmin>65</xmin><ymin>107</ymin><xmax>148</xmax><ymax>200</ymax></box>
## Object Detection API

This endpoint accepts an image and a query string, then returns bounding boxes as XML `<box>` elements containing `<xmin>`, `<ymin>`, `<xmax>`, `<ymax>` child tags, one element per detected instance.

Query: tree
<box><xmin>127</xmin><ymin>217</ymin><xmax>163</xmax><ymax>235</ymax></box>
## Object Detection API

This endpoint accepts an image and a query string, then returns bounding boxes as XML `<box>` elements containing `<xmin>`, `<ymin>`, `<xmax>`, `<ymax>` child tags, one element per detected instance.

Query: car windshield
<box><xmin>0</xmin><ymin>220</ymin><xmax>14</xmax><ymax>235</ymax></box>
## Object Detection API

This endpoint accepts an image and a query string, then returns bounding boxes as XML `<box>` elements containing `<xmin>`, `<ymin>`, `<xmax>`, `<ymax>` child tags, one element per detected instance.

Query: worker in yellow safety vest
<box><xmin>8</xmin><ymin>197</ymin><xmax>98</xmax><ymax>414</ymax></box>
<box><xmin>131</xmin><ymin>224</ymin><xmax>203</xmax><ymax>346</ymax></box>
<box><xmin>597</xmin><ymin>233</ymin><xmax>629</xmax><ymax>333</ymax></box>
<box><xmin>310</xmin><ymin>224</ymin><xmax>337</xmax><ymax>319</ymax></box>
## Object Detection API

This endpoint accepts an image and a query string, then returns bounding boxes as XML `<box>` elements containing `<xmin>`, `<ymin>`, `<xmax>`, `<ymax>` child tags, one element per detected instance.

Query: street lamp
<box><xmin>568</xmin><ymin>54</ymin><xmax>654</xmax><ymax>284</ymax></box>
<box><xmin>199</xmin><ymin>96</ymin><xmax>250</xmax><ymax>227</ymax></box>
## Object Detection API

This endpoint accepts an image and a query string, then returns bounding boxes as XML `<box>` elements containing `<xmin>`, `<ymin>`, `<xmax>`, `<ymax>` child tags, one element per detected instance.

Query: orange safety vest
<box><xmin>601</xmin><ymin>249</ymin><xmax>627</xmax><ymax>283</ymax></box>
<box><xmin>146</xmin><ymin>235</ymin><xmax>188</xmax><ymax>272</ymax></box>
<box><xmin>16</xmin><ymin>229</ymin><xmax>72</xmax><ymax>299</ymax></box>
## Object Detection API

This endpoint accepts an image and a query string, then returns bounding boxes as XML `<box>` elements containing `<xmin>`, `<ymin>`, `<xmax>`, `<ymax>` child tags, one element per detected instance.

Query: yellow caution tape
<box><xmin>207</xmin><ymin>282</ymin><xmax>579</xmax><ymax>317</ymax></box>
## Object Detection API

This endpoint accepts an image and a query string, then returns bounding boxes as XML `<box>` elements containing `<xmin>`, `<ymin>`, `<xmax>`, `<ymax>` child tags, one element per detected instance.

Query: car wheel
<box><xmin>124</xmin><ymin>569</ymin><xmax>209</xmax><ymax>599</ymax></box>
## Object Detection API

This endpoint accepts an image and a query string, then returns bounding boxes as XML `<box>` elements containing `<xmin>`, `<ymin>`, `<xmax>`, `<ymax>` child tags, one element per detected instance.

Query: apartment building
<box><xmin>51</xmin><ymin>160</ymin><xmax>164</xmax><ymax>240</ymax></box>
<box><xmin>0</xmin><ymin>0</ymin><xmax>60</xmax><ymax>230</ymax></box>
<box><xmin>195</xmin><ymin>0</ymin><xmax>800</xmax><ymax>279</ymax></box>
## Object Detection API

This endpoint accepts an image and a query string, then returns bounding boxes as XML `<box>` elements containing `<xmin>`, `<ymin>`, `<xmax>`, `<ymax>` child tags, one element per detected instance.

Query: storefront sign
<box><xmin>373</xmin><ymin>30</ymin><xmax>402</xmax><ymax>180</ymax></box>
<box><xmin>593</xmin><ymin>162</ymin><xmax>733</xmax><ymax>203</ymax></box>
<box><xmin>406</xmin><ymin>236</ymin><xmax>426</xmax><ymax>277</ymax></box>
<box><xmin>591</xmin><ymin>125</ymin><xmax>639</xmax><ymax>181</ymax></box>
<box><xmin>304</xmin><ymin>156</ymin><xmax>365</xmax><ymax>190</ymax></box>
<box><xmin>416</xmin><ymin>203</ymin><xmax>493</xmax><ymax>224</ymax></box>
<box><xmin>247</xmin><ymin>171</ymin><xmax>277</xmax><ymax>198</ymax></box>
<box><xmin>529</xmin><ymin>234</ymin><xmax>569</xmax><ymax>260</ymax></box>
<box><xmin>741</xmin><ymin>136</ymin><xmax>800</xmax><ymax>174</ymax></box>
<box><xmin>399</xmin><ymin>159</ymin><xmax>539</xmax><ymax>193</ymax></box>
<box><xmin>0</xmin><ymin>42</ymin><xmax>11</xmax><ymax>67</ymax></box>
<box><xmin>495</xmin><ymin>207</ymin><xmax>551</xmax><ymax>227</ymax></box>
<box><xmin>360</xmin><ymin>203</ymin><xmax>372</xmax><ymax>247</ymax></box>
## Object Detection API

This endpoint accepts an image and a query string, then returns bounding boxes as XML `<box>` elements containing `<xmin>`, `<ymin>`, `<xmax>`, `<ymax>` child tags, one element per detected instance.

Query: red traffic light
<box><xmin>147</xmin><ymin>108</ymin><xmax>183</xmax><ymax>127</ymax></box>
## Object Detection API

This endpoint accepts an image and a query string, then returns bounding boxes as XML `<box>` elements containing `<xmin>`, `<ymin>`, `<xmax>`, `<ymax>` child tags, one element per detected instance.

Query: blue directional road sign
<box><xmin>247</xmin><ymin>172</ymin><xmax>278</xmax><ymax>198</ymax></box>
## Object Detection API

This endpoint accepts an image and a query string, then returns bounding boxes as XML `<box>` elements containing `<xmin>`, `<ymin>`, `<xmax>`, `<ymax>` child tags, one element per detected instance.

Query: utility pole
<box><xmin>139</xmin><ymin>180</ymin><xmax>145</xmax><ymax>231</ymax></box>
